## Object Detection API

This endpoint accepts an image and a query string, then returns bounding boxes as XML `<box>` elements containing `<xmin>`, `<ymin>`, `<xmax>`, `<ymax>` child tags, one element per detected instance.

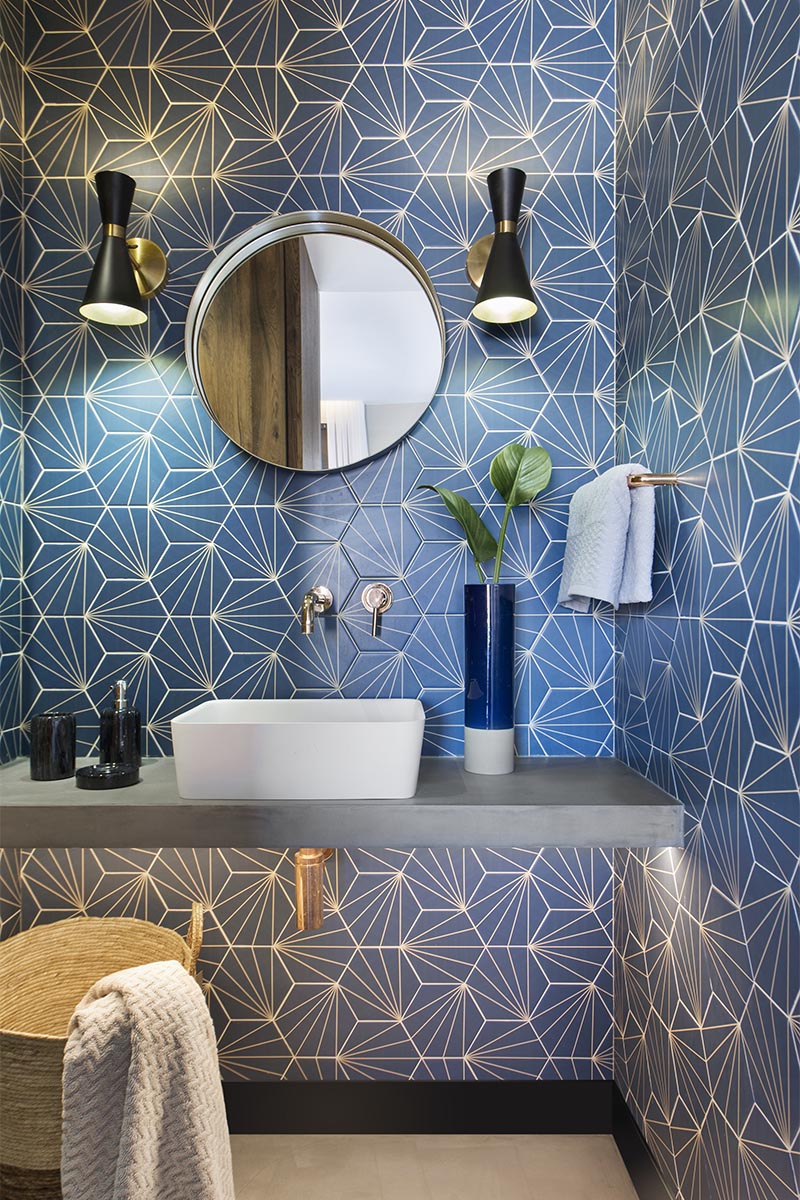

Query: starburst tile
<box><xmin>615</xmin><ymin>0</ymin><xmax>800</xmax><ymax>1195</ymax></box>
<box><xmin>18</xmin><ymin>846</ymin><xmax>614</xmax><ymax>1082</ymax></box>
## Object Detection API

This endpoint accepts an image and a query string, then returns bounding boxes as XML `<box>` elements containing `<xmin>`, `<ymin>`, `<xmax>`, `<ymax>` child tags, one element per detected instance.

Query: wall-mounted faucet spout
<box><xmin>295</xmin><ymin>848</ymin><xmax>334</xmax><ymax>929</ymax></box>
<box><xmin>300</xmin><ymin>593</ymin><xmax>315</xmax><ymax>634</ymax></box>
<box><xmin>300</xmin><ymin>585</ymin><xmax>333</xmax><ymax>634</ymax></box>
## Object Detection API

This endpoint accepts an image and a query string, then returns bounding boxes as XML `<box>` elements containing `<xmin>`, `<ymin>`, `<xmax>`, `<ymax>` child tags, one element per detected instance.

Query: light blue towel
<box><xmin>559</xmin><ymin>464</ymin><xmax>655</xmax><ymax>612</ymax></box>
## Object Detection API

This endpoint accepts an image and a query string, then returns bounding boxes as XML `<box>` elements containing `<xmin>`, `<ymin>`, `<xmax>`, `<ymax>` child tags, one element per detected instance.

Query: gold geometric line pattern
<box><xmin>16</xmin><ymin>846</ymin><xmax>614</xmax><ymax>1082</ymax></box>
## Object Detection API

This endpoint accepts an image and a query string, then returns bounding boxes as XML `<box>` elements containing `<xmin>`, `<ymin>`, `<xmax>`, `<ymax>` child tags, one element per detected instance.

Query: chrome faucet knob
<box><xmin>361</xmin><ymin>583</ymin><xmax>393</xmax><ymax>638</ymax></box>
<box><xmin>310</xmin><ymin>585</ymin><xmax>333</xmax><ymax>612</ymax></box>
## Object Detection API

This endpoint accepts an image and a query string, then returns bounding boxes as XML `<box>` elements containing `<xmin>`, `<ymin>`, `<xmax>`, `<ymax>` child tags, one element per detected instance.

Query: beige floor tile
<box><xmin>515</xmin><ymin>1135</ymin><xmax>639</xmax><ymax>1198</ymax></box>
<box><xmin>406</xmin><ymin>1136</ymin><xmax>534</xmax><ymax>1200</ymax></box>
<box><xmin>233</xmin><ymin>1135</ymin><xmax>379</xmax><ymax>1200</ymax></box>
<box><xmin>229</xmin><ymin>1135</ymin><xmax>275</xmax><ymax>1191</ymax></box>
<box><xmin>231</xmin><ymin>1133</ymin><xmax>638</xmax><ymax>1200</ymax></box>
<box><xmin>369</xmin><ymin>1136</ymin><xmax>433</xmax><ymax>1200</ymax></box>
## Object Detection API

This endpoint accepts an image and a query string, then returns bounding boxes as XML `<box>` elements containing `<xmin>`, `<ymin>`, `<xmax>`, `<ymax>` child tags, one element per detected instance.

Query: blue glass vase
<box><xmin>463</xmin><ymin>583</ymin><xmax>515</xmax><ymax>774</ymax></box>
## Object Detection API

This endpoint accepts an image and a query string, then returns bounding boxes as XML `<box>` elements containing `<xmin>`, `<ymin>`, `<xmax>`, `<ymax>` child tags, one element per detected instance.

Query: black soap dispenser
<box><xmin>99</xmin><ymin>679</ymin><xmax>142</xmax><ymax>768</ymax></box>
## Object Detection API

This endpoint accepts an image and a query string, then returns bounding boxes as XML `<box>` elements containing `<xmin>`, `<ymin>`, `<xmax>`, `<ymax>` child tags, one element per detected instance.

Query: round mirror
<box><xmin>185</xmin><ymin>212</ymin><xmax>445</xmax><ymax>471</ymax></box>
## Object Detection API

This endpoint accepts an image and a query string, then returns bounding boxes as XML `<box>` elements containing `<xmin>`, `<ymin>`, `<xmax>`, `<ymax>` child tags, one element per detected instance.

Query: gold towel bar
<box><xmin>627</xmin><ymin>472</ymin><xmax>680</xmax><ymax>488</ymax></box>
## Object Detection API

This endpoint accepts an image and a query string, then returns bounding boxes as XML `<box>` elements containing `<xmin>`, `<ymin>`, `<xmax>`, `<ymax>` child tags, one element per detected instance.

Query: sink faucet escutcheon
<box><xmin>361</xmin><ymin>583</ymin><xmax>393</xmax><ymax>637</ymax></box>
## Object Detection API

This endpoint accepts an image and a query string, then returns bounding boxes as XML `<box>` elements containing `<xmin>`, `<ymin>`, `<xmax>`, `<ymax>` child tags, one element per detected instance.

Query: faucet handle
<box><xmin>361</xmin><ymin>583</ymin><xmax>393</xmax><ymax>638</ymax></box>
<box><xmin>309</xmin><ymin>585</ymin><xmax>333</xmax><ymax>613</ymax></box>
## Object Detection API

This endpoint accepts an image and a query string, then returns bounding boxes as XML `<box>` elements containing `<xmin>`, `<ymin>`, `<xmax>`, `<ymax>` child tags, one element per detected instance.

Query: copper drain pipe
<box><xmin>294</xmin><ymin>848</ymin><xmax>334</xmax><ymax>930</ymax></box>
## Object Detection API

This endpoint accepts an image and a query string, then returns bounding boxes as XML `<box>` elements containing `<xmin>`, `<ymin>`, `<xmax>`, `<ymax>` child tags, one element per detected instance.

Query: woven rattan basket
<box><xmin>0</xmin><ymin>904</ymin><xmax>203</xmax><ymax>1199</ymax></box>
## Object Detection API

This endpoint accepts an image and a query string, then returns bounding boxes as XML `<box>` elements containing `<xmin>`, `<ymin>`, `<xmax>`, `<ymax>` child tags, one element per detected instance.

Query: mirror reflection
<box><xmin>193</xmin><ymin>224</ymin><xmax>444</xmax><ymax>471</ymax></box>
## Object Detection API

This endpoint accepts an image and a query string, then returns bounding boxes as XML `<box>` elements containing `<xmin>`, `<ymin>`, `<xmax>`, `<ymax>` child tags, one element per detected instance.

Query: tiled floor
<box><xmin>231</xmin><ymin>1133</ymin><xmax>639</xmax><ymax>1199</ymax></box>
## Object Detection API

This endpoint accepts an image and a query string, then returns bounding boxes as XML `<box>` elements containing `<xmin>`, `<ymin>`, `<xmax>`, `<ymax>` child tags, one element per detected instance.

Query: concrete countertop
<box><xmin>0</xmin><ymin>756</ymin><xmax>683</xmax><ymax>849</ymax></box>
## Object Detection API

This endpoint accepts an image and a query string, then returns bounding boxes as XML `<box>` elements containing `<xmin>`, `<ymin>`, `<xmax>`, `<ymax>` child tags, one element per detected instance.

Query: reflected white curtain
<box><xmin>322</xmin><ymin>399</ymin><xmax>369</xmax><ymax>468</ymax></box>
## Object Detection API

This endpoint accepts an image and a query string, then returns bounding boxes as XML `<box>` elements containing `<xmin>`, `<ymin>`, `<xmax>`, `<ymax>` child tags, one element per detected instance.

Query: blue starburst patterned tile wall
<box><xmin>0</xmin><ymin>0</ymin><xmax>618</xmax><ymax>1088</ymax></box>
<box><xmin>5</xmin><ymin>0</ymin><xmax>616</xmax><ymax>759</ymax></box>
<box><xmin>18</xmin><ymin>846</ymin><xmax>614</xmax><ymax>1082</ymax></box>
<box><xmin>0</xmin><ymin>847</ymin><xmax>21</xmax><ymax>939</ymax></box>
<box><xmin>0</xmin><ymin>0</ymin><xmax>24</xmax><ymax>764</ymax></box>
<box><xmin>614</xmin><ymin>0</ymin><xmax>800</xmax><ymax>1196</ymax></box>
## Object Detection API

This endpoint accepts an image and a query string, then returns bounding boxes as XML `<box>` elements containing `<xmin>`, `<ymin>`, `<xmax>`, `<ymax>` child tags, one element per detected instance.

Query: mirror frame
<box><xmin>185</xmin><ymin>211</ymin><xmax>446</xmax><ymax>471</ymax></box>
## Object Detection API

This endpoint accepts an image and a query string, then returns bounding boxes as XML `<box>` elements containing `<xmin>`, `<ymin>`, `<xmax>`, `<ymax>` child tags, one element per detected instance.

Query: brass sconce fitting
<box><xmin>295</xmin><ymin>848</ymin><xmax>334</xmax><ymax>930</ymax></box>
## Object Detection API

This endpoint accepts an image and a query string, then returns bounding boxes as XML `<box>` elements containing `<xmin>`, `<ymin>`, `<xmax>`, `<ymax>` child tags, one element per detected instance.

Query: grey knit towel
<box><xmin>62</xmin><ymin>959</ymin><xmax>234</xmax><ymax>1200</ymax></box>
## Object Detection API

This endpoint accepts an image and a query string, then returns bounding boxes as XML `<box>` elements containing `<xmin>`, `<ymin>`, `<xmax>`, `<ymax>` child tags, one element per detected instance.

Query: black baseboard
<box><xmin>224</xmin><ymin>1079</ymin><xmax>674</xmax><ymax>1200</ymax></box>
<box><xmin>224</xmin><ymin>1080</ymin><xmax>613</xmax><ymax>1135</ymax></box>
<box><xmin>612</xmin><ymin>1085</ymin><xmax>675</xmax><ymax>1200</ymax></box>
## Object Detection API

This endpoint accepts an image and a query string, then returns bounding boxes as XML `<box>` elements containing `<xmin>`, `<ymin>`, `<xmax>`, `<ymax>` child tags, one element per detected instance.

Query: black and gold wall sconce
<box><xmin>467</xmin><ymin>166</ymin><xmax>537</xmax><ymax>324</ymax></box>
<box><xmin>80</xmin><ymin>170</ymin><xmax>168</xmax><ymax>326</ymax></box>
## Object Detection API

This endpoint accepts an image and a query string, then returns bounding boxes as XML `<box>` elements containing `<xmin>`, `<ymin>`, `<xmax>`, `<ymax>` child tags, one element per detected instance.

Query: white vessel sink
<box><xmin>171</xmin><ymin>698</ymin><xmax>425</xmax><ymax>800</ymax></box>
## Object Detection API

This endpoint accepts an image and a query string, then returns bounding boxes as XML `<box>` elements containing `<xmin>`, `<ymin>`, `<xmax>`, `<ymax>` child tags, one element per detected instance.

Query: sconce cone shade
<box><xmin>471</xmin><ymin>167</ymin><xmax>537</xmax><ymax>324</ymax></box>
<box><xmin>79</xmin><ymin>170</ymin><xmax>147</xmax><ymax>326</ymax></box>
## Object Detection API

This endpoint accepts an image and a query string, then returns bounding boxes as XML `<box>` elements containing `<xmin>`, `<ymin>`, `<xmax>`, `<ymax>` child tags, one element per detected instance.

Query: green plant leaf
<box><xmin>418</xmin><ymin>485</ymin><xmax>497</xmax><ymax>567</ymax></box>
<box><xmin>489</xmin><ymin>443</ymin><xmax>553</xmax><ymax>581</ymax></box>
<box><xmin>489</xmin><ymin>443</ymin><xmax>552</xmax><ymax>507</ymax></box>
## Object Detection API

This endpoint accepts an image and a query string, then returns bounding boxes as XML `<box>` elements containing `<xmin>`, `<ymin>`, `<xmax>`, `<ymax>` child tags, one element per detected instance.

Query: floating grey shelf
<box><xmin>0</xmin><ymin>757</ymin><xmax>683</xmax><ymax>849</ymax></box>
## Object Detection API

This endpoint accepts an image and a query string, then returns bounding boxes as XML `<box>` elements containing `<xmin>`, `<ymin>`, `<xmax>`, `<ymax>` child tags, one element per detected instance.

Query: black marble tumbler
<box><xmin>30</xmin><ymin>711</ymin><xmax>77</xmax><ymax>780</ymax></box>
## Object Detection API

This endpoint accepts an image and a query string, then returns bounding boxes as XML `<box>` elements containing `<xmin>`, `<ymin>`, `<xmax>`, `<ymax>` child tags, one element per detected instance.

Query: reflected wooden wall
<box><xmin>285</xmin><ymin>240</ymin><xmax>321</xmax><ymax>469</ymax></box>
<box><xmin>199</xmin><ymin>240</ymin><xmax>321</xmax><ymax>469</ymax></box>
